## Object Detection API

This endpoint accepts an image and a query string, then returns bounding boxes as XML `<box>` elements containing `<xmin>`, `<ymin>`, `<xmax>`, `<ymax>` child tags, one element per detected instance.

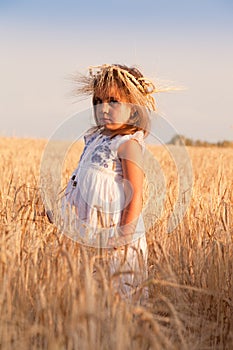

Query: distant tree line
<box><xmin>168</xmin><ymin>134</ymin><xmax>233</xmax><ymax>148</ymax></box>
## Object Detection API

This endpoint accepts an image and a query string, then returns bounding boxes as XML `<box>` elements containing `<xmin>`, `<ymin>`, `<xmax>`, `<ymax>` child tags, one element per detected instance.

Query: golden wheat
<box><xmin>0</xmin><ymin>137</ymin><xmax>232</xmax><ymax>349</ymax></box>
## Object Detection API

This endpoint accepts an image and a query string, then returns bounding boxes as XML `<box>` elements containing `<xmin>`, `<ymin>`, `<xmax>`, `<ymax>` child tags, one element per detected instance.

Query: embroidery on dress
<box><xmin>91</xmin><ymin>138</ymin><xmax>113</xmax><ymax>167</ymax></box>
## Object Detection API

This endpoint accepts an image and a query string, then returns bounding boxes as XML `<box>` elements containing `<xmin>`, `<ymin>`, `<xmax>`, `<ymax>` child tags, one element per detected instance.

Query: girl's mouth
<box><xmin>100</xmin><ymin>117</ymin><xmax>112</xmax><ymax>124</ymax></box>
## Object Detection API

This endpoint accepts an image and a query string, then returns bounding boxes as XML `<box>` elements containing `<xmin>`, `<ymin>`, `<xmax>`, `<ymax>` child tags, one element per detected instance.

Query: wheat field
<box><xmin>0</xmin><ymin>137</ymin><xmax>232</xmax><ymax>350</ymax></box>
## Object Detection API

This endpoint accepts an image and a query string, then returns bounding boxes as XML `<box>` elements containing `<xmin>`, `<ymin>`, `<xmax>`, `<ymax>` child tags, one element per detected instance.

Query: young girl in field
<box><xmin>62</xmin><ymin>64</ymin><xmax>156</xmax><ymax>300</ymax></box>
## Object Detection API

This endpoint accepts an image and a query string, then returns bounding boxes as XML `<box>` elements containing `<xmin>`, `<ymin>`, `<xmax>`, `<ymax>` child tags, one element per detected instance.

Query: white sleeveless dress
<box><xmin>62</xmin><ymin>129</ymin><xmax>148</xmax><ymax>299</ymax></box>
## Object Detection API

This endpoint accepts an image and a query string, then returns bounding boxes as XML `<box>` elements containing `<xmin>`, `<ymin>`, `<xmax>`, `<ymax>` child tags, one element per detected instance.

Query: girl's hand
<box><xmin>107</xmin><ymin>226</ymin><xmax>133</xmax><ymax>248</ymax></box>
<box><xmin>108</xmin><ymin>236</ymin><xmax>129</xmax><ymax>249</ymax></box>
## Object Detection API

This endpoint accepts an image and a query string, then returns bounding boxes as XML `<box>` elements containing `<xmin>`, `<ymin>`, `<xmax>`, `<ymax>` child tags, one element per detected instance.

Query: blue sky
<box><xmin>0</xmin><ymin>0</ymin><xmax>233</xmax><ymax>142</ymax></box>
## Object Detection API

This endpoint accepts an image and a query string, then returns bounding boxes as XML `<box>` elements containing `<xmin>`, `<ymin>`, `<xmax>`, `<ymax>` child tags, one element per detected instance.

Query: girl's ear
<box><xmin>129</xmin><ymin>107</ymin><xmax>139</xmax><ymax>125</ymax></box>
<box><xmin>130</xmin><ymin>106</ymin><xmax>137</xmax><ymax>118</ymax></box>
<box><xmin>131</xmin><ymin>106</ymin><xmax>137</xmax><ymax>114</ymax></box>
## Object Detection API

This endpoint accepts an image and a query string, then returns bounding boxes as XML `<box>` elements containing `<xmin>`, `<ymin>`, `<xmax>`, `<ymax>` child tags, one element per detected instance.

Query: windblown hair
<box><xmin>72</xmin><ymin>64</ymin><xmax>159</xmax><ymax>137</ymax></box>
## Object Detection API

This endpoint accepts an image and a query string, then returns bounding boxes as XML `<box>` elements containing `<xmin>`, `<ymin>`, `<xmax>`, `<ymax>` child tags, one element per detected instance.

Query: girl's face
<box><xmin>93</xmin><ymin>86</ymin><xmax>132</xmax><ymax>131</ymax></box>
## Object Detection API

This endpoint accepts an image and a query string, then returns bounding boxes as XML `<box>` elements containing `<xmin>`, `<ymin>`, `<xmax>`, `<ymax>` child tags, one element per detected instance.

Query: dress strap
<box><xmin>130</xmin><ymin>131</ymin><xmax>145</xmax><ymax>152</ymax></box>
<box><xmin>112</xmin><ymin>130</ymin><xmax>145</xmax><ymax>153</ymax></box>
<box><xmin>83</xmin><ymin>128</ymin><xmax>100</xmax><ymax>145</ymax></box>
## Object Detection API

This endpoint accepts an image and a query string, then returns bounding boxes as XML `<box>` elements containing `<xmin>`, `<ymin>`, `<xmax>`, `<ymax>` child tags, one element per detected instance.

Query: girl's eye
<box><xmin>93</xmin><ymin>97</ymin><xmax>102</xmax><ymax>105</ymax></box>
<box><xmin>93</xmin><ymin>96</ymin><xmax>120</xmax><ymax>106</ymax></box>
<box><xmin>109</xmin><ymin>98</ymin><xmax>119</xmax><ymax>105</ymax></box>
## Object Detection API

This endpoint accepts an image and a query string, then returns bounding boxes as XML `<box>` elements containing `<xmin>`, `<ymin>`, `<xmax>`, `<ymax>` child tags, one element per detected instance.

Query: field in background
<box><xmin>0</xmin><ymin>137</ymin><xmax>232</xmax><ymax>349</ymax></box>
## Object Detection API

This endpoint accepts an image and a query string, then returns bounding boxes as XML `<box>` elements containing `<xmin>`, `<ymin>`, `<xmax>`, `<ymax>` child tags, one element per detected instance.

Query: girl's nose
<box><xmin>102</xmin><ymin>102</ymin><xmax>109</xmax><ymax>114</ymax></box>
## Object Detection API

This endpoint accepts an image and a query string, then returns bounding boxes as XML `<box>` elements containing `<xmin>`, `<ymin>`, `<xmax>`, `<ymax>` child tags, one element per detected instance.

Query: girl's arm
<box><xmin>117</xmin><ymin>139</ymin><xmax>144</xmax><ymax>242</ymax></box>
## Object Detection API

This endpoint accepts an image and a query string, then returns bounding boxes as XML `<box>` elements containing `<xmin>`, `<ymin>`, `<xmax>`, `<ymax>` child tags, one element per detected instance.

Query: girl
<box><xmin>62</xmin><ymin>64</ymin><xmax>156</xmax><ymax>299</ymax></box>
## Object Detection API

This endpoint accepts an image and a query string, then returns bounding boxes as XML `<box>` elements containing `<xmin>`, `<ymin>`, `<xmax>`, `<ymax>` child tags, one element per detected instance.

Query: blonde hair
<box><xmin>72</xmin><ymin>64</ymin><xmax>159</xmax><ymax>137</ymax></box>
